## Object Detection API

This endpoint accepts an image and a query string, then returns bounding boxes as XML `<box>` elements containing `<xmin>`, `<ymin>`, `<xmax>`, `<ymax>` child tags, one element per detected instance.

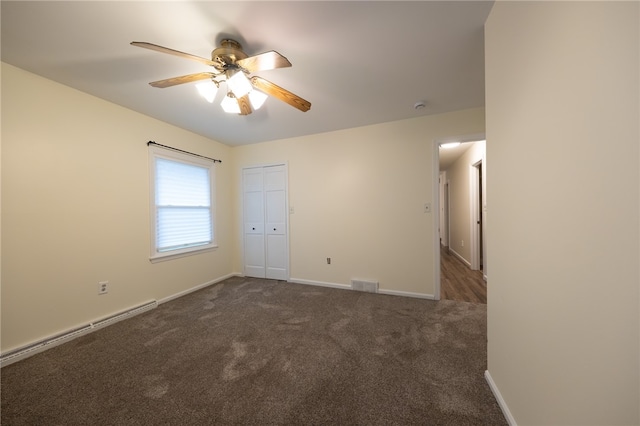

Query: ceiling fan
<box><xmin>131</xmin><ymin>39</ymin><xmax>311</xmax><ymax>115</ymax></box>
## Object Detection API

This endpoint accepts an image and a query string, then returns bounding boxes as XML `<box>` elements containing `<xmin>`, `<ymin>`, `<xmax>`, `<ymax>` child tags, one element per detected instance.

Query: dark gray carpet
<box><xmin>1</xmin><ymin>277</ymin><xmax>506</xmax><ymax>425</ymax></box>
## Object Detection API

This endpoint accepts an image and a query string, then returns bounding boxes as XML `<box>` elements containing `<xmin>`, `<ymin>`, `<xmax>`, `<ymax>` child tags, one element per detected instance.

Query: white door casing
<box><xmin>470</xmin><ymin>161</ymin><xmax>481</xmax><ymax>271</ymax></box>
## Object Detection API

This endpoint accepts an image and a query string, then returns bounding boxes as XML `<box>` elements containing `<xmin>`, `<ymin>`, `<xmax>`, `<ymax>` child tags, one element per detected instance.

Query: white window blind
<box><xmin>150</xmin><ymin>147</ymin><xmax>216</xmax><ymax>260</ymax></box>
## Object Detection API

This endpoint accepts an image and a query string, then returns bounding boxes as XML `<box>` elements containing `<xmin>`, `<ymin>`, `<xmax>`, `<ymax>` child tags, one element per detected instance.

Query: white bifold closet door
<box><xmin>243</xmin><ymin>165</ymin><xmax>288</xmax><ymax>280</ymax></box>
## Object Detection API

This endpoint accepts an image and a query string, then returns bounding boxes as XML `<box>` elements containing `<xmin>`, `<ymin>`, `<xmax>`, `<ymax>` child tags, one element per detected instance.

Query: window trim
<box><xmin>148</xmin><ymin>145</ymin><xmax>217</xmax><ymax>262</ymax></box>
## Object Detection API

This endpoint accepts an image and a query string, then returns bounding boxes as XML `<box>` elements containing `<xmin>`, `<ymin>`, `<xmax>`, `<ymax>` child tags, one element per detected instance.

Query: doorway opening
<box><xmin>434</xmin><ymin>135</ymin><xmax>486</xmax><ymax>303</ymax></box>
<box><xmin>470</xmin><ymin>160</ymin><xmax>484</xmax><ymax>273</ymax></box>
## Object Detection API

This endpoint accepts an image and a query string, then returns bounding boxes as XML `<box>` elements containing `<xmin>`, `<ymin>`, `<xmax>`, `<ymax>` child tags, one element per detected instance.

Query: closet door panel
<box><xmin>264</xmin><ymin>165</ymin><xmax>287</xmax><ymax>280</ymax></box>
<box><xmin>243</xmin><ymin>164</ymin><xmax>288</xmax><ymax>280</ymax></box>
<box><xmin>244</xmin><ymin>234</ymin><xmax>266</xmax><ymax>278</ymax></box>
<box><xmin>266</xmin><ymin>234</ymin><xmax>287</xmax><ymax>280</ymax></box>
<box><xmin>265</xmin><ymin>190</ymin><xmax>286</xmax><ymax>235</ymax></box>
<box><xmin>244</xmin><ymin>189</ymin><xmax>264</xmax><ymax>235</ymax></box>
<box><xmin>243</xmin><ymin>168</ymin><xmax>266</xmax><ymax>278</ymax></box>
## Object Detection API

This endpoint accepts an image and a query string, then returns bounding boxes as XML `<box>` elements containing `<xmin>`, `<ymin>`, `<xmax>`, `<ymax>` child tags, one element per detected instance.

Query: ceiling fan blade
<box><xmin>131</xmin><ymin>41</ymin><xmax>217</xmax><ymax>67</ymax></box>
<box><xmin>237</xmin><ymin>51</ymin><xmax>292</xmax><ymax>73</ymax></box>
<box><xmin>237</xmin><ymin>95</ymin><xmax>253</xmax><ymax>115</ymax></box>
<box><xmin>250</xmin><ymin>76</ymin><xmax>311</xmax><ymax>112</ymax></box>
<box><xmin>149</xmin><ymin>72</ymin><xmax>215</xmax><ymax>88</ymax></box>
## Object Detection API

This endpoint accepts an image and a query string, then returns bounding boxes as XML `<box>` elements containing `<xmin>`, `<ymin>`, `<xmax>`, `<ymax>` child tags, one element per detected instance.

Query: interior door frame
<box><xmin>433</xmin><ymin>133</ymin><xmax>485</xmax><ymax>301</ymax></box>
<box><xmin>470</xmin><ymin>159</ymin><xmax>482</xmax><ymax>271</ymax></box>
<box><xmin>241</xmin><ymin>162</ymin><xmax>290</xmax><ymax>280</ymax></box>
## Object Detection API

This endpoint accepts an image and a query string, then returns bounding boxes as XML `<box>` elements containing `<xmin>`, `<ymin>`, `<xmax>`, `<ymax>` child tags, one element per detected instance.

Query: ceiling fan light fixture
<box><xmin>132</xmin><ymin>39</ymin><xmax>311</xmax><ymax>115</ymax></box>
<box><xmin>221</xmin><ymin>93</ymin><xmax>241</xmax><ymax>114</ymax></box>
<box><xmin>227</xmin><ymin>71</ymin><xmax>252</xmax><ymax>98</ymax></box>
<box><xmin>249</xmin><ymin>90</ymin><xmax>268</xmax><ymax>110</ymax></box>
<box><xmin>196</xmin><ymin>81</ymin><xmax>218</xmax><ymax>103</ymax></box>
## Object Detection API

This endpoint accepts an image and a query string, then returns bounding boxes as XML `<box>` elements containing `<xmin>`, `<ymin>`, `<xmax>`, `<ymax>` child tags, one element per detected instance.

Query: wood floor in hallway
<box><xmin>441</xmin><ymin>247</ymin><xmax>487</xmax><ymax>304</ymax></box>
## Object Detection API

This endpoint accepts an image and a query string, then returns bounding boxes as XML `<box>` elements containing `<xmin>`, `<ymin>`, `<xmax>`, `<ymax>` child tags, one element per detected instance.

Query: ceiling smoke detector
<box><xmin>414</xmin><ymin>101</ymin><xmax>426</xmax><ymax>110</ymax></box>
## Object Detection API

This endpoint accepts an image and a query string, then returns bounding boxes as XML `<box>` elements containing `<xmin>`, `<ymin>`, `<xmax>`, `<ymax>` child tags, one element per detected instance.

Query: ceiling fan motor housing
<box><xmin>211</xmin><ymin>39</ymin><xmax>248</xmax><ymax>71</ymax></box>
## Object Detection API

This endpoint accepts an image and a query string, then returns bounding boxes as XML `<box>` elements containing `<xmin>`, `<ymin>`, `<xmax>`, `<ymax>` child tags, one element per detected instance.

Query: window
<box><xmin>149</xmin><ymin>146</ymin><xmax>216</xmax><ymax>261</ymax></box>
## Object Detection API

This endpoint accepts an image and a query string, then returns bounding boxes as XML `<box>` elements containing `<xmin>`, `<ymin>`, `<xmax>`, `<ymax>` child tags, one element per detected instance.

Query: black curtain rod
<box><xmin>147</xmin><ymin>141</ymin><xmax>222</xmax><ymax>163</ymax></box>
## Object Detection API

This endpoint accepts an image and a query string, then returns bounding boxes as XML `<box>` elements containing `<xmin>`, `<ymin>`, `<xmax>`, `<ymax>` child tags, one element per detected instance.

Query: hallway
<box><xmin>441</xmin><ymin>247</ymin><xmax>486</xmax><ymax>304</ymax></box>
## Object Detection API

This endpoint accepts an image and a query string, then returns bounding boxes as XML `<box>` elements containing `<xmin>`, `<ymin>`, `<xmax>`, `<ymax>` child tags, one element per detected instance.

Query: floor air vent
<box><xmin>1</xmin><ymin>300</ymin><xmax>157</xmax><ymax>368</ymax></box>
<box><xmin>351</xmin><ymin>279</ymin><xmax>379</xmax><ymax>293</ymax></box>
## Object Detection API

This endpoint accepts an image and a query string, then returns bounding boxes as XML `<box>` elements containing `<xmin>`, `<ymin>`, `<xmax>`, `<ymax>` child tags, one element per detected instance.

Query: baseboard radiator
<box><xmin>0</xmin><ymin>300</ymin><xmax>157</xmax><ymax>368</ymax></box>
<box><xmin>351</xmin><ymin>279</ymin><xmax>379</xmax><ymax>293</ymax></box>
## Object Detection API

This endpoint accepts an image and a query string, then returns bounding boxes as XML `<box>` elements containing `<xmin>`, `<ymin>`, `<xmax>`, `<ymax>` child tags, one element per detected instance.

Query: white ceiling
<box><xmin>1</xmin><ymin>1</ymin><xmax>493</xmax><ymax>147</ymax></box>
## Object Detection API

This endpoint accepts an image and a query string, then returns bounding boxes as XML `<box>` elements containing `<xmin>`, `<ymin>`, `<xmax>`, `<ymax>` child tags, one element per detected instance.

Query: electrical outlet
<box><xmin>98</xmin><ymin>281</ymin><xmax>109</xmax><ymax>295</ymax></box>
<box><xmin>327</xmin><ymin>257</ymin><xmax>331</xmax><ymax>265</ymax></box>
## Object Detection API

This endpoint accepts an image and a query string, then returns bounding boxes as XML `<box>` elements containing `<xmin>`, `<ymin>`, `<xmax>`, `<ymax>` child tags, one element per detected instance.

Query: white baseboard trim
<box><xmin>1</xmin><ymin>273</ymin><xmax>242</xmax><ymax>367</ymax></box>
<box><xmin>485</xmin><ymin>370</ymin><xmax>517</xmax><ymax>426</ymax></box>
<box><xmin>289</xmin><ymin>278</ymin><xmax>435</xmax><ymax>300</ymax></box>
<box><xmin>158</xmin><ymin>272</ymin><xmax>240</xmax><ymax>305</ymax></box>
<box><xmin>450</xmin><ymin>248</ymin><xmax>471</xmax><ymax>267</ymax></box>
<box><xmin>379</xmin><ymin>289</ymin><xmax>436</xmax><ymax>300</ymax></box>
<box><xmin>1</xmin><ymin>300</ymin><xmax>157</xmax><ymax>368</ymax></box>
<box><xmin>1</xmin><ymin>273</ymin><xmax>436</xmax><ymax>367</ymax></box>
<box><xmin>288</xmin><ymin>278</ymin><xmax>351</xmax><ymax>290</ymax></box>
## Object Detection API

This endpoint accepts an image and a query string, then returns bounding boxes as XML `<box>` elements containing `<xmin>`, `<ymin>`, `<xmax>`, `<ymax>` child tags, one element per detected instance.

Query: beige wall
<box><xmin>485</xmin><ymin>2</ymin><xmax>639</xmax><ymax>425</ymax></box>
<box><xmin>1</xmin><ymin>61</ymin><xmax>485</xmax><ymax>352</ymax></box>
<box><xmin>232</xmin><ymin>109</ymin><xmax>485</xmax><ymax>296</ymax></box>
<box><xmin>1</xmin><ymin>63</ymin><xmax>234</xmax><ymax>351</ymax></box>
<box><xmin>444</xmin><ymin>141</ymin><xmax>485</xmax><ymax>265</ymax></box>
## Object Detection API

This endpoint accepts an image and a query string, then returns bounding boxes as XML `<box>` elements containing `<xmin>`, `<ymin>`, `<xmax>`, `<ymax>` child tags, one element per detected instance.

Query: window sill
<box><xmin>149</xmin><ymin>245</ymin><xmax>218</xmax><ymax>263</ymax></box>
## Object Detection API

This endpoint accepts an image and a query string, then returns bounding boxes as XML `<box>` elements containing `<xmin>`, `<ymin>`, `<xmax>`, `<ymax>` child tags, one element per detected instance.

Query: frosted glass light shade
<box><xmin>227</xmin><ymin>72</ymin><xmax>252</xmax><ymax>98</ymax></box>
<box><xmin>249</xmin><ymin>90</ymin><xmax>268</xmax><ymax>110</ymax></box>
<box><xmin>220</xmin><ymin>93</ymin><xmax>241</xmax><ymax>114</ymax></box>
<box><xmin>195</xmin><ymin>82</ymin><xmax>217</xmax><ymax>103</ymax></box>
